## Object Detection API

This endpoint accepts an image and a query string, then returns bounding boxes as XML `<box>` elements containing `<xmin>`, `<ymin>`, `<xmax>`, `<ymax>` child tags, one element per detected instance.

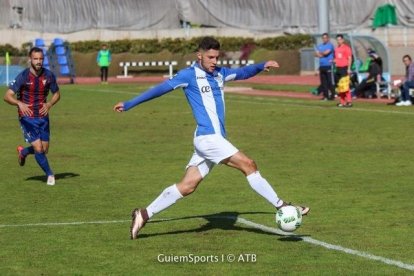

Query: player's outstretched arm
<box><xmin>227</xmin><ymin>60</ymin><xmax>280</xmax><ymax>81</ymax></box>
<box><xmin>113</xmin><ymin>81</ymin><xmax>173</xmax><ymax>113</ymax></box>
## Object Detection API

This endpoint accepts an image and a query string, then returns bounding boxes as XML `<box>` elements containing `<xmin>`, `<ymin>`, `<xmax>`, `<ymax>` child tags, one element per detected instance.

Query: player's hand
<box><xmin>113</xmin><ymin>102</ymin><xmax>125</xmax><ymax>112</ymax></box>
<box><xmin>17</xmin><ymin>102</ymin><xmax>33</xmax><ymax>117</ymax></box>
<box><xmin>264</xmin><ymin>60</ymin><xmax>280</xmax><ymax>72</ymax></box>
<box><xmin>39</xmin><ymin>102</ymin><xmax>52</xmax><ymax>116</ymax></box>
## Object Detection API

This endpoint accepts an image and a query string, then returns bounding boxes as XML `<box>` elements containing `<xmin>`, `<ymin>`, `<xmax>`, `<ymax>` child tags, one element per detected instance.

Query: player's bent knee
<box><xmin>33</xmin><ymin>147</ymin><xmax>45</xmax><ymax>154</ymax></box>
<box><xmin>241</xmin><ymin>159</ymin><xmax>257</xmax><ymax>176</ymax></box>
<box><xmin>182</xmin><ymin>185</ymin><xmax>197</xmax><ymax>196</ymax></box>
<box><xmin>177</xmin><ymin>181</ymin><xmax>198</xmax><ymax>196</ymax></box>
<box><xmin>247</xmin><ymin>159</ymin><xmax>257</xmax><ymax>171</ymax></box>
<box><xmin>31</xmin><ymin>143</ymin><xmax>44</xmax><ymax>154</ymax></box>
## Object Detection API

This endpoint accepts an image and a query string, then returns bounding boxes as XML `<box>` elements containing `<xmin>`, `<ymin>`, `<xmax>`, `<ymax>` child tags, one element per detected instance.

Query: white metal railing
<box><xmin>185</xmin><ymin>60</ymin><xmax>254</xmax><ymax>66</ymax></box>
<box><xmin>119</xmin><ymin>59</ymin><xmax>255</xmax><ymax>78</ymax></box>
<box><xmin>118</xmin><ymin>61</ymin><xmax>178</xmax><ymax>78</ymax></box>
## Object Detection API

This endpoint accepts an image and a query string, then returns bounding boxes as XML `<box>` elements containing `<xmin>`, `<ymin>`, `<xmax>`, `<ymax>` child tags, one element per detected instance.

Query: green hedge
<box><xmin>0</xmin><ymin>44</ymin><xmax>23</xmax><ymax>56</ymax></box>
<box><xmin>70</xmin><ymin>35</ymin><xmax>312</xmax><ymax>54</ymax></box>
<box><xmin>257</xmin><ymin>34</ymin><xmax>314</xmax><ymax>50</ymax></box>
<box><xmin>0</xmin><ymin>34</ymin><xmax>313</xmax><ymax>56</ymax></box>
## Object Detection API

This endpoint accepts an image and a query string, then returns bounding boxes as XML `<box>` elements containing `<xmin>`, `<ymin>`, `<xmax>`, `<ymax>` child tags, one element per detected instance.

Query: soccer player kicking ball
<box><xmin>4</xmin><ymin>47</ymin><xmax>60</xmax><ymax>186</ymax></box>
<box><xmin>113</xmin><ymin>37</ymin><xmax>309</xmax><ymax>239</ymax></box>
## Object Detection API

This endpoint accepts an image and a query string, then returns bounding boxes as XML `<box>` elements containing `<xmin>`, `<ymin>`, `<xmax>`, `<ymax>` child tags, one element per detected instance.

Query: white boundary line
<box><xmin>1</xmin><ymin>216</ymin><xmax>413</xmax><ymax>271</ymax></box>
<box><xmin>80</xmin><ymin>87</ymin><xmax>414</xmax><ymax>116</ymax></box>
<box><xmin>235</xmin><ymin>217</ymin><xmax>414</xmax><ymax>272</ymax></box>
<box><xmin>0</xmin><ymin>220</ymin><xmax>129</xmax><ymax>228</ymax></box>
<box><xmin>229</xmin><ymin>97</ymin><xmax>414</xmax><ymax>116</ymax></box>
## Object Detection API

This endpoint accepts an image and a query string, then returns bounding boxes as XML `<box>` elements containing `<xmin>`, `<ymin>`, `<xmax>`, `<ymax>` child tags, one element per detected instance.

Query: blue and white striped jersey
<box><xmin>123</xmin><ymin>62</ymin><xmax>266</xmax><ymax>137</ymax></box>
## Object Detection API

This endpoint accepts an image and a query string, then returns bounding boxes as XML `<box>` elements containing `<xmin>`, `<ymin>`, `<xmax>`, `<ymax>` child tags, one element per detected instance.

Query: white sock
<box><xmin>246</xmin><ymin>171</ymin><xmax>284</xmax><ymax>208</ymax></box>
<box><xmin>146</xmin><ymin>184</ymin><xmax>183</xmax><ymax>218</ymax></box>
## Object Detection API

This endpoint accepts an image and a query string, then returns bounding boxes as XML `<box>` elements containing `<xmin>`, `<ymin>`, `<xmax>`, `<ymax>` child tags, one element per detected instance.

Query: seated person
<box><xmin>354</xmin><ymin>51</ymin><xmax>383</xmax><ymax>98</ymax></box>
<box><xmin>395</xmin><ymin>54</ymin><xmax>414</xmax><ymax>106</ymax></box>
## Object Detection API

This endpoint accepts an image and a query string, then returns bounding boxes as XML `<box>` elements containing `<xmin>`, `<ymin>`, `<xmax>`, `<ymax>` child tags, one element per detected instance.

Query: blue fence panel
<box><xmin>0</xmin><ymin>65</ymin><xmax>25</xmax><ymax>85</ymax></box>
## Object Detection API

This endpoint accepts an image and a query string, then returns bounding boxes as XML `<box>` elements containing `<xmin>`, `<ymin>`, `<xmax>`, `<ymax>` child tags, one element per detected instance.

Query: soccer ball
<box><xmin>275</xmin><ymin>205</ymin><xmax>302</xmax><ymax>232</ymax></box>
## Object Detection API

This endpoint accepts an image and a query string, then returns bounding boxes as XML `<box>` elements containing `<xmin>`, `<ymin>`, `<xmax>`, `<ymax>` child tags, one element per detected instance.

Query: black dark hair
<box><xmin>322</xmin><ymin>33</ymin><xmax>329</xmax><ymax>37</ymax></box>
<box><xmin>403</xmin><ymin>54</ymin><xmax>412</xmax><ymax>61</ymax></box>
<box><xmin>198</xmin><ymin>37</ymin><xmax>220</xmax><ymax>51</ymax></box>
<box><xmin>29</xmin><ymin>47</ymin><xmax>43</xmax><ymax>56</ymax></box>
<box><xmin>336</xmin><ymin>34</ymin><xmax>344</xmax><ymax>39</ymax></box>
<box><xmin>374</xmin><ymin>56</ymin><xmax>383</xmax><ymax>69</ymax></box>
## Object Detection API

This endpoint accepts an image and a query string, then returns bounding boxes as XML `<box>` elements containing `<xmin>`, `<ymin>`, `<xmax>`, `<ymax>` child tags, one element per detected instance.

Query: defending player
<box><xmin>113</xmin><ymin>37</ymin><xmax>310</xmax><ymax>239</ymax></box>
<box><xmin>4</xmin><ymin>47</ymin><xmax>60</xmax><ymax>185</ymax></box>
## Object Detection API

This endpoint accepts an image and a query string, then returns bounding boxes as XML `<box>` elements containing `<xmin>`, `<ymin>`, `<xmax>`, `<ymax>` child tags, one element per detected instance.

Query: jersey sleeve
<box><xmin>347</xmin><ymin>45</ymin><xmax>353</xmax><ymax>57</ymax></box>
<box><xmin>49</xmin><ymin>72</ymin><xmax>59</xmax><ymax>93</ymax></box>
<box><xmin>123</xmin><ymin>68</ymin><xmax>191</xmax><ymax>111</ymax></box>
<box><xmin>8</xmin><ymin>72</ymin><xmax>25</xmax><ymax>93</ymax></box>
<box><xmin>220</xmin><ymin>62</ymin><xmax>266</xmax><ymax>81</ymax></box>
<box><xmin>166</xmin><ymin>68</ymin><xmax>191</xmax><ymax>89</ymax></box>
<box><xmin>123</xmin><ymin>81</ymin><xmax>174</xmax><ymax>111</ymax></box>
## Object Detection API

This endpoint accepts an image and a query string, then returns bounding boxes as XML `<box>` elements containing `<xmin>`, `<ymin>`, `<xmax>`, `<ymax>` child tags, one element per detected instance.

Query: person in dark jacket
<box><xmin>355</xmin><ymin>51</ymin><xmax>383</xmax><ymax>98</ymax></box>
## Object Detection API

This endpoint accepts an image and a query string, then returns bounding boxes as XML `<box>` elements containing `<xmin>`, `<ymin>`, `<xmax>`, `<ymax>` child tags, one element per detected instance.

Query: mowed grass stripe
<box><xmin>81</xmin><ymin>86</ymin><xmax>414</xmax><ymax>116</ymax></box>
<box><xmin>1</xmin><ymin>216</ymin><xmax>413</xmax><ymax>272</ymax></box>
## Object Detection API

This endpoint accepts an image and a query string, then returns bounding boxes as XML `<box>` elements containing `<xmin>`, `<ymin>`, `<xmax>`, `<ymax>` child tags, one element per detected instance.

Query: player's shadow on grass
<box><xmin>138</xmin><ymin>211</ymin><xmax>307</xmax><ymax>241</ymax></box>
<box><xmin>25</xmin><ymin>172</ymin><xmax>80</xmax><ymax>183</ymax></box>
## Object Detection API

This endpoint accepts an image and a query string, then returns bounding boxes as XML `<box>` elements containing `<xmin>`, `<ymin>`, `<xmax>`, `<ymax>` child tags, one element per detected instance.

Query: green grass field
<box><xmin>1</xmin><ymin>83</ymin><xmax>413</xmax><ymax>275</ymax></box>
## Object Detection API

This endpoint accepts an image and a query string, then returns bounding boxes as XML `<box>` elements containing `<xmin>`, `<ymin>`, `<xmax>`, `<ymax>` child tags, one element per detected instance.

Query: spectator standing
<box><xmin>97</xmin><ymin>44</ymin><xmax>111</xmax><ymax>84</ymax></box>
<box><xmin>315</xmin><ymin>33</ymin><xmax>335</xmax><ymax>100</ymax></box>
<box><xmin>334</xmin><ymin>34</ymin><xmax>353</xmax><ymax>107</ymax></box>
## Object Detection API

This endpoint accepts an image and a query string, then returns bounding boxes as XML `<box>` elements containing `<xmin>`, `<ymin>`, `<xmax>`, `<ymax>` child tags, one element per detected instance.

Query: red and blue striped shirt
<box><xmin>9</xmin><ymin>68</ymin><xmax>59</xmax><ymax>118</ymax></box>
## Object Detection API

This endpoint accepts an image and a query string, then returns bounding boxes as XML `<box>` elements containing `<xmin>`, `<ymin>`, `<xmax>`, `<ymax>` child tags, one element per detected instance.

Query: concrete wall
<box><xmin>4</xmin><ymin>26</ymin><xmax>414</xmax><ymax>47</ymax></box>
<box><xmin>0</xmin><ymin>27</ymin><xmax>286</xmax><ymax>47</ymax></box>
<box><xmin>388</xmin><ymin>47</ymin><xmax>414</xmax><ymax>76</ymax></box>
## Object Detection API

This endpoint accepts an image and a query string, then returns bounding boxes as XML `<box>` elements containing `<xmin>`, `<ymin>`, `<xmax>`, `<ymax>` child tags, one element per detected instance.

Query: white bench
<box><xmin>357</xmin><ymin>72</ymin><xmax>393</xmax><ymax>99</ymax></box>
<box><xmin>118</xmin><ymin>61</ymin><xmax>178</xmax><ymax>78</ymax></box>
<box><xmin>375</xmin><ymin>72</ymin><xmax>392</xmax><ymax>99</ymax></box>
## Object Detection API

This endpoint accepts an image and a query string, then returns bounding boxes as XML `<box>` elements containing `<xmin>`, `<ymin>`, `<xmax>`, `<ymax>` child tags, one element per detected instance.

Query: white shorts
<box><xmin>186</xmin><ymin>134</ymin><xmax>239</xmax><ymax>178</ymax></box>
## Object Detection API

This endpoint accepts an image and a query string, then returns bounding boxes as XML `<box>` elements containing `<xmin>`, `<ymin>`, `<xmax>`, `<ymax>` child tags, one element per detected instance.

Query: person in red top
<box><xmin>3</xmin><ymin>47</ymin><xmax>61</xmax><ymax>185</ymax></box>
<box><xmin>334</xmin><ymin>34</ymin><xmax>353</xmax><ymax>107</ymax></box>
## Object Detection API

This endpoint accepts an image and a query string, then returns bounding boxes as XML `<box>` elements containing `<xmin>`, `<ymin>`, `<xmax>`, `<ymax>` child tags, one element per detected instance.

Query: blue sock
<box><xmin>22</xmin><ymin>146</ymin><xmax>34</xmax><ymax>157</ymax></box>
<box><xmin>34</xmin><ymin>152</ymin><xmax>54</xmax><ymax>176</ymax></box>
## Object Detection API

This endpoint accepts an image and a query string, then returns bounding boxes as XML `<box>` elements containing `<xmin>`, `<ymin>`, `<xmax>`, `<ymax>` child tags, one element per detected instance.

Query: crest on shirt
<box><xmin>214</xmin><ymin>73</ymin><xmax>223</xmax><ymax>84</ymax></box>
